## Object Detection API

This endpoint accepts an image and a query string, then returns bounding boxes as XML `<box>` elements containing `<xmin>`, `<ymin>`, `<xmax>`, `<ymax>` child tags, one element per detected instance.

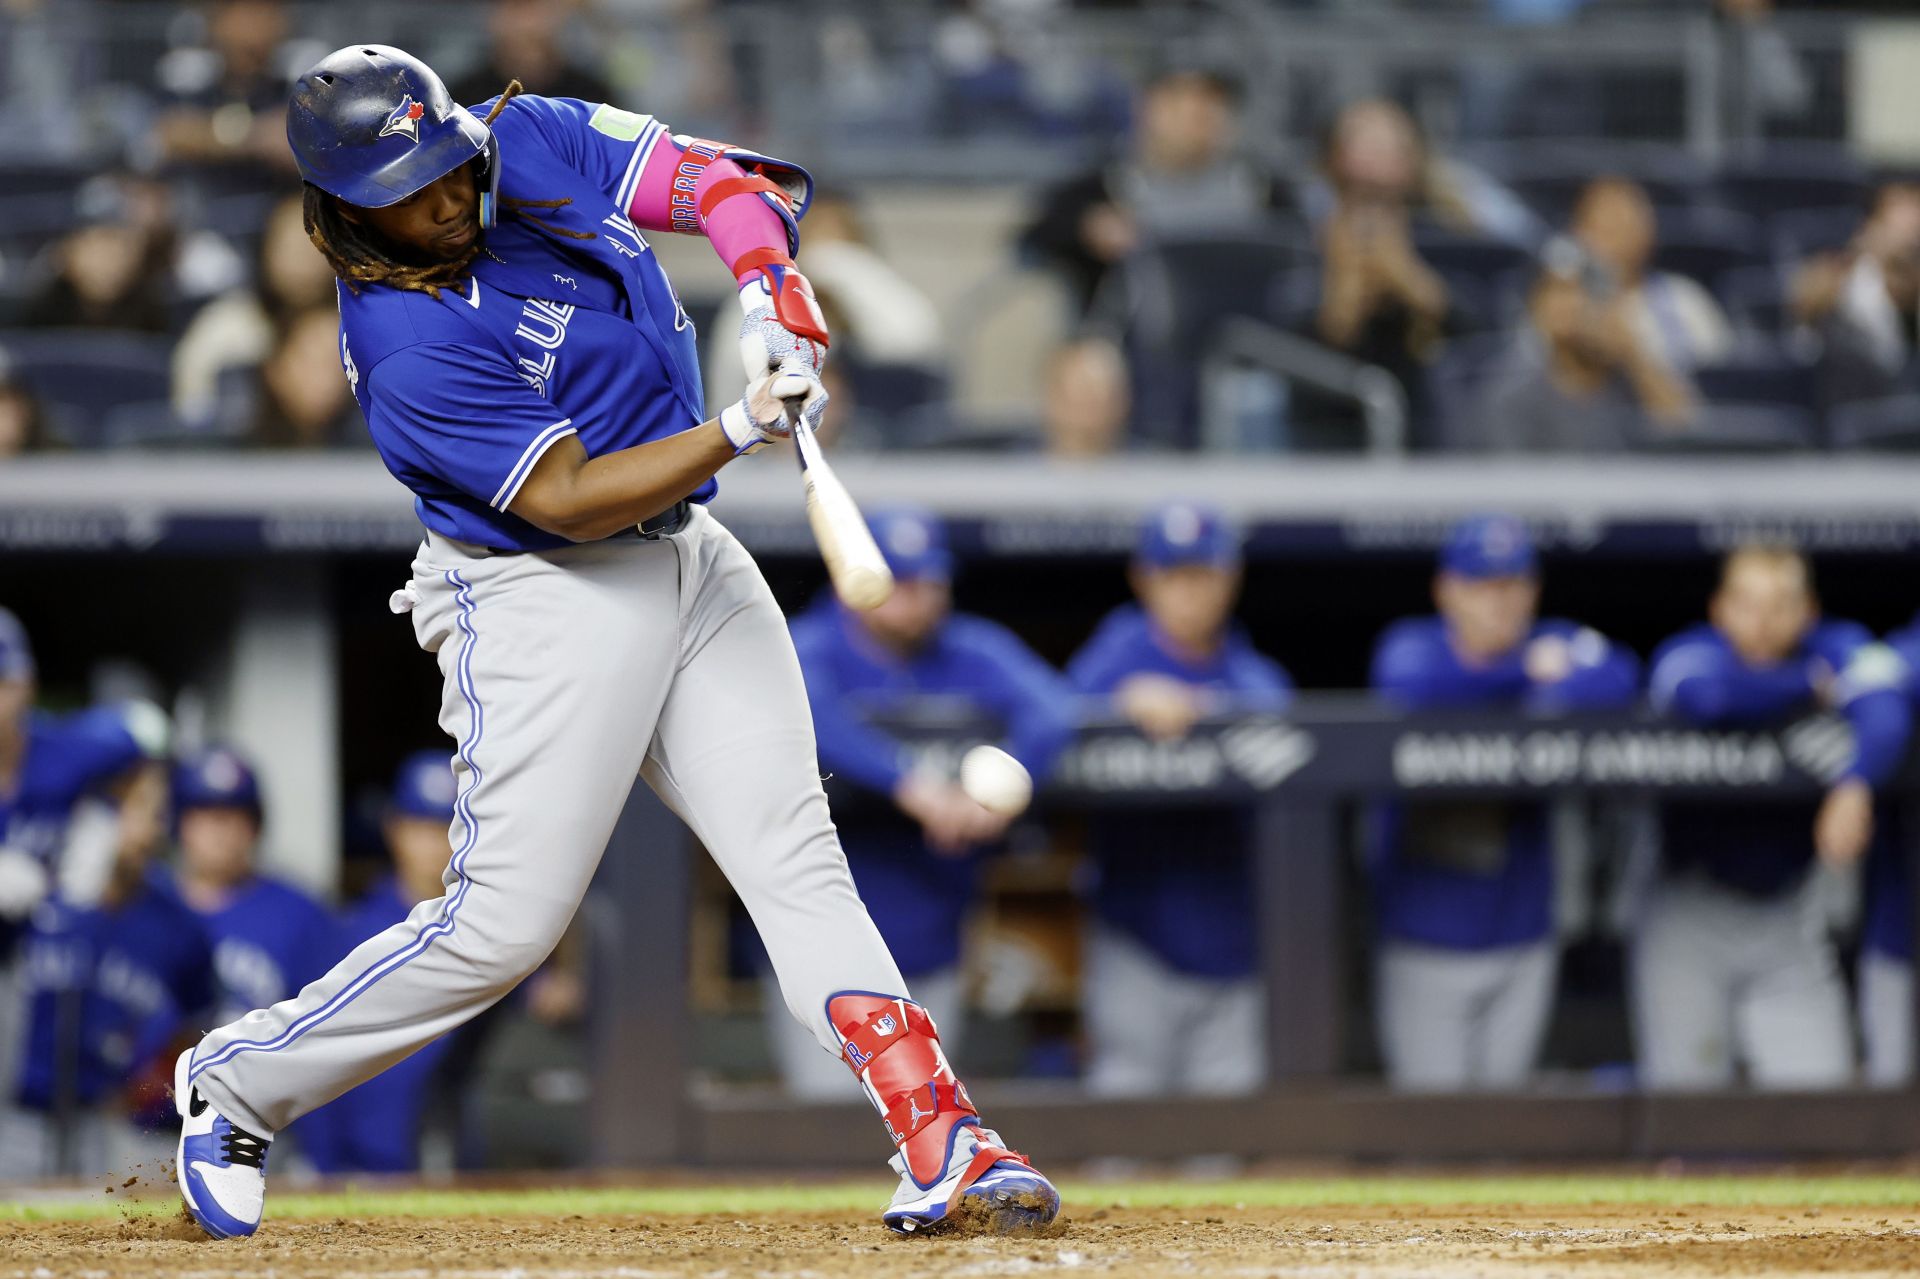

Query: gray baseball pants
<box><xmin>1375</xmin><ymin>938</ymin><xmax>1557</xmax><ymax>1091</ymax></box>
<box><xmin>1858</xmin><ymin>949</ymin><xmax>1913</xmax><ymax>1089</ymax></box>
<box><xmin>1084</xmin><ymin>926</ymin><xmax>1265</xmax><ymax>1097</ymax></box>
<box><xmin>1629</xmin><ymin>873</ymin><xmax>1852</xmax><ymax>1091</ymax></box>
<box><xmin>188</xmin><ymin>506</ymin><xmax>906</xmax><ymax>1134</ymax></box>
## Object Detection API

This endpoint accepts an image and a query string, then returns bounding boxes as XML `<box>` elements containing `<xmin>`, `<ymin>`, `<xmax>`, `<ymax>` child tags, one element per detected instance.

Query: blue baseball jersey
<box><xmin>13</xmin><ymin>872</ymin><xmax>214</xmax><ymax>1110</ymax></box>
<box><xmin>1650</xmin><ymin>620</ymin><xmax>1911</xmax><ymax>899</ymax></box>
<box><xmin>338</xmin><ymin>94</ymin><xmax>709</xmax><ymax>553</ymax></box>
<box><xmin>1067</xmin><ymin>604</ymin><xmax>1292</xmax><ymax>979</ymax></box>
<box><xmin>1862</xmin><ymin>614</ymin><xmax>1920</xmax><ymax>958</ymax></box>
<box><xmin>788</xmin><ymin>597</ymin><xmax>1076</xmax><ymax>977</ymax></box>
<box><xmin>302</xmin><ymin>879</ymin><xmax>454</xmax><ymax>1173</ymax></box>
<box><xmin>1368</xmin><ymin>617</ymin><xmax>1640</xmax><ymax>950</ymax></box>
<box><xmin>178</xmin><ymin>875</ymin><xmax>336</xmax><ymax>1025</ymax></box>
<box><xmin>1</xmin><ymin>708</ymin><xmax>145</xmax><ymax>869</ymax></box>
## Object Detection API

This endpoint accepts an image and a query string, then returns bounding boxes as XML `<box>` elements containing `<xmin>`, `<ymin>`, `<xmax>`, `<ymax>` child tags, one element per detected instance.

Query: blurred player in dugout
<box><xmin>1068</xmin><ymin>503</ymin><xmax>1292</xmax><ymax>1096</ymax></box>
<box><xmin>773</xmin><ymin>508</ymin><xmax>1076</xmax><ymax>1098</ymax></box>
<box><xmin>1369</xmin><ymin>515</ymin><xmax>1639</xmax><ymax>1092</ymax></box>
<box><xmin>0</xmin><ymin>610</ymin><xmax>192</xmax><ymax>1179</ymax></box>
<box><xmin>1639</xmin><ymin>546</ymin><xmax>1911</xmax><ymax>1090</ymax></box>
<box><xmin>1867</xmin><ymin>612</ymin><xmax>1920</xmax><ymax>1088</ymax></box>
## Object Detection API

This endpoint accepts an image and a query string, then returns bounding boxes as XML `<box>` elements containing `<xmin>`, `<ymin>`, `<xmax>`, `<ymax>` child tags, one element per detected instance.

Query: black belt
<box><xmin>486</xmin><ymin>499</ymin><xmax>691</xmax><ymax>555</ymax></box>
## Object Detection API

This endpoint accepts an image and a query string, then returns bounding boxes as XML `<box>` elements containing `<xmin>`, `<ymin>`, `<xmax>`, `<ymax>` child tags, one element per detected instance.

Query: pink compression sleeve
<box><xmin>626</xmin><ymin>139</ymin><xmax>788</xmax><ymax>282</ymax></box>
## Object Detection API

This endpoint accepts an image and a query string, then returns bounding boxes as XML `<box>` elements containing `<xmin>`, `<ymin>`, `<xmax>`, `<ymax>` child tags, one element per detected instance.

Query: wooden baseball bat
<box><xmin>787</xmin><ymin>401</ymin><xmax>894</xmax><ymax>610</ymax></box>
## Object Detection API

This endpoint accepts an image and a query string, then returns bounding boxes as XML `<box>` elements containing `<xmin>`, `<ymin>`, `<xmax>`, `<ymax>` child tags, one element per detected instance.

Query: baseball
<box><xmin>960</xmin><ymin>744</ymin><xmax>1033</xmax><ymax>818</ymax></box>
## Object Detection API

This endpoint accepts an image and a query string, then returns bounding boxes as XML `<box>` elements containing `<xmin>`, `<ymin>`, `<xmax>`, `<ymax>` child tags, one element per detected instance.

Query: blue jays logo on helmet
<box><xmin>379</xmin><ymin>95</ymin><xmax>426</xmax><ymax>144</ymax></box>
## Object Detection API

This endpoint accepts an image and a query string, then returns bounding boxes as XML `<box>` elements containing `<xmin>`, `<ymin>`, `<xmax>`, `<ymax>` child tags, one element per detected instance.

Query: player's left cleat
<box><xmin>173</xmin><ymin>1049</ymin><xmax>271</xmax><ymax>1240</ymax></box>
<box><xmin>881</xmin><ymin>1122</ymin><xmax>1060</xmax><ymax>1236</ymax></box>
<box><xmin>825</xmin><ymin>992</ymin><xmax>1060</xmax><ymax>1237</ymax></box>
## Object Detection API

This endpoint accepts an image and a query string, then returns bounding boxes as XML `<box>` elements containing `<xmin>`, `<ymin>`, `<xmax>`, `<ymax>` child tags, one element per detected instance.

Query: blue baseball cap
<box><xmin>390</xmin><ymin>750</ymin><xmax>458</xmax><ymax>822</ymax></box>
<box><xmin>867</xmin><ymin>507</ymin><xmax>953</xmax><ymax>582</ymax></box>
<box><xmin>1135</xmin><ymin>502</ymin><xmax>1241</xmax><ymax>570</ymax></box>
<box><xmin>1440</xmin><ymin>514</ymin><xmax>1537</xmax><ymax>580</ymax></box>
<box><xmin>0</xmin><ymin>608</ymin><xmax>33</xmax><ymax>682</ymax></box>
<box><xmin>173</xmin><ymin>746</ymin><xmax>263</xmax><ymax>819</ymax></box>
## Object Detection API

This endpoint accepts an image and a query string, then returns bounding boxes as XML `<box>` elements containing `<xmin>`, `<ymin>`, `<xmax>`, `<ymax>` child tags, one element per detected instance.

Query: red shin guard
<box><xmin>827</xmin><ymin>992</ymin><xmax>1022</xmax><ymax>1190</ymax></box>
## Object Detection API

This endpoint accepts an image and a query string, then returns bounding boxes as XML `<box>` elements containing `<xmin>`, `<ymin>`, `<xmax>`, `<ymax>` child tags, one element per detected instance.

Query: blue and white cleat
<box><xmin>173</xmin><ymin>1050</ymin><xmax>271</xmax><ymax>1240</ymax></box>
<box><xmin>882</xmin><ymin>1123</ymin><xmax>1061</xmax><ymax>1236</ymax></box>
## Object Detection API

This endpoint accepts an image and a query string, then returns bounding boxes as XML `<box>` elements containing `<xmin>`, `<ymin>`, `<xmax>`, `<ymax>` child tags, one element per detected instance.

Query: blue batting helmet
<box><xmin>173</xmin><ymin>746</ymin><xmax>264</xmax><ymax>821</ymax></box>
<box><xmin>287</xmin><ymin>44</ymin><xmax>500</xmax><ymax>225</ymax></box>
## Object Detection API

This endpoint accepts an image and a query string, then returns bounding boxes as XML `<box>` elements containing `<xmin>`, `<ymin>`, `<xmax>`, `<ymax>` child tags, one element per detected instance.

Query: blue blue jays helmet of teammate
<box><xmin>859</xmin><ymin>507</ymin><xmax>954</xmax><ymax>652</ymax></box>
<box><xmin>384</xmin><ymin>750</ymin><xmax>457</xmax><ymax>904</ymax></box>
<box><xmin>1434</xmin><ymin>514</ymin><xmax>1540</xmax><ymax>662</ymax></box>
<box><xmin>173</xmin><ymin>746</ymin><xmax>265</xmax><ymax>890</ymax></box>
<box><xmin>287</xmin><ymin>44</ymin><xmax>501</xmax><ymax>223</ymax></box>
<box><xmin>1130</xmin><ymin>502</ymin><xmax>1244</xmax><ymax>653</ymax></box>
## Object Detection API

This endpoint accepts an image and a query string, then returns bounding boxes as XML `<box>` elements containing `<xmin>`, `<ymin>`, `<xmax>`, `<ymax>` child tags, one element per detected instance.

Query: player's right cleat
<box><xmin>173</xmin><ymin>1050</ymin><xmax>271</xmax><ymax>1240</ymax></box>
<box><xmin>826</xmin><ymin>991</ymin><xmax>1060</xmax><ymax>1236</ymax></box>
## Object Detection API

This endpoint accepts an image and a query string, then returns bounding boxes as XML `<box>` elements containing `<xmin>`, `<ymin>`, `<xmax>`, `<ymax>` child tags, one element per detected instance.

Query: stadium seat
<box><xmin>0</xmin><ymin>328</ymin><xmax>174</xmax><ymax>448</ymax></box>
<box><xmin>1495</xmin><ymin>151</ymin><xmax>1703</xmax><ymax>226</ymax></box>
<box><xmin>1769</xmin><ymin>206</ymin><xmax>1862</xmax><ymax>264</ymax></box>
<box><xmin>1640</xmin><ymin>403</ymin><xmax>1819</xmax><ymax>453</ymax></box>
<box><xmin>1827</xmin><ymin>394</ymin><xmax>1920</xmax><ymax>451</ymax></box>
<box><xmin>1716</xmin><ymin>265</ymin><xmax>1789</xmax><ymax>342</ymax></box>
<box><xmin>1690</xmin><ymin>354</ymin><xmax>1817</xmax><ymax>411</ymax></box>
<box><xmin>1408</xmin><ymin>229</ymin><xmax>1533</xmax><ymax>332</ymax></box>
<box><xmin>1650</xmin><ymin>208</ymin><xmax>1766</xmax><ymax>294</ymax></box>
<box><xmin>1711</xmin><ymin>154</ymin><xmax>1872</xmax><ymax>229</ymax></box>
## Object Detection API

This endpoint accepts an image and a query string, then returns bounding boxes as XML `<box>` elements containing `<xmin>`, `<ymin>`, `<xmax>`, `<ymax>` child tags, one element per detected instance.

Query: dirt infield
<box><xmin>8</xmin><ymin>1202</ymin><xmax>1920</xmax><ymax>1278</ymax></box>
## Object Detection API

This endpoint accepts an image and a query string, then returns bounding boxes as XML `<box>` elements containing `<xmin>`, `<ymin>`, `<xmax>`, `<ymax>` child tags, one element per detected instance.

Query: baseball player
<box><xmin>4</xmin><ymin>763</ymin><xmax>213</xmax><ymax>1179</ymax></box>
<box><xmin>174</xmin><ymin>46</ymin><xmax>1058</xmax><ymax>1238</ymax></box>
<box><xmin>1638</xmin><ymin>546</ymin><xmax>1910</xmax><ymax>1090</ymax></box>
<box><xmin>303</xmin><ymin>751</ymin><xmax>461</xmax><ymax>1173</ymax></box>
<box><xmin>170</xmin><ymin>748</ymin><xmax>335</xmax><ymax>1028</ymax></box>
<box><xmin>1066</xmin><ymin>503</ymin><xmax>1291</xmax><ymax>1096</ymax></box>
<box><xmin>1369</xmin><ymin>515</ymin><xmax>1639</xmax><ymax>1092</ymax></box>
<box><xmin>1862</xmin><ymin>612</ymin><xmax>1920</xmax><ymax>1087</ymax></box>
<box><xmin>776</xmin><ymin>508</ymin><xmax>1076</xmax><ymax>1098</ymax></box>
<box><xmin>0</xmin><ymin>609</ymin><xmax>164</xmax><ymax>949</ymax></box>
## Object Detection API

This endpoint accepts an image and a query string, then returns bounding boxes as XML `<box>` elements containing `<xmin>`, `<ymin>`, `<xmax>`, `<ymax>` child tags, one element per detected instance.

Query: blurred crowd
<box><xmin>0</xmin><ymin>0</ymin><xmax>1909</xmax><ymax>458</ymax></box>
<box><xmin>7</xmin><ymin>501</ymin><xmax>1920</xmax><ymax>1178</ymax></box>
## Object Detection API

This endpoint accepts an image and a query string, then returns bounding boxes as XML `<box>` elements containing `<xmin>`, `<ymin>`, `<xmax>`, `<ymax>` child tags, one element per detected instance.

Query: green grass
<box><xmin>9</xmin><ymin>1173</ymin><xmax>1920</xmax><ymax>1224</ymax></box>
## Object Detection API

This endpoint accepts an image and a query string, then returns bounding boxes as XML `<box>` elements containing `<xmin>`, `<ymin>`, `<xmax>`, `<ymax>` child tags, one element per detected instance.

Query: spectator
<box><xmin>1459</xmin><ymin>247</ymin><xmax>1698</xmax><ymax>452</ymax></box>
<box><xmin>1296</xmin><ymin>99</ymin><xmax>1519</xmax><ymax>441</ymax></box>
<box><xmin>449</xmin><ymin>0</ymin><xmax>615</xmax><ymax>107</ymax></box>
<box><xmin>1067</xmin><ymin>503</ymin><xmax>1292</xmax><ymax>1096</ymax></box>
<box><xmin>304</xmin><ymin>752</ymin><xmax>460</xmax><ymax>1174</ymax></box>
<box><xmin>775</xmin><ymin>508</ymin><xmax>1076</xmax><ymax>1098</ymax></box>
<box><xmin>1866</xmin><ymin>612</ymin><xmax>1920</xmax><ymax>1088</ymax></box>
<box><xmin>169</xmin><ymin>747</ymin><xmax>334</xmax><ymax>1029</ymax></box>
<box><xmin>172</xmin><ymin>193</ymin><xmax>336</xmax><ymax>429</ymax></box>
<box><xmin>2</xmin><ymin>760</ymin><xmax>212</xmax><ymax>1179</ymax></box>
<box><xmin>0</xmin><ymin>364</ymin><xmax>54</xmax><ymax>457</ymax></box>
<box><xmin>1303</xmin><ymin>98</ymin><xmax>1541</xmax><ymax>249</ymax></box>
<box><xmin>1041</xmin><ymin>336</ymin><xmax>1131</xmax><ymax>457</ymax></box>
<box><xmin>1569</xmin><ymin>177</ymin><xmax>1734</xmax><ymax>372</ymax></box>
<box><xmin>1791</xmin><ymin>182</ymin><xmax>1920</xmax><ymax>407</ymax></box>
<box><xmin>1018</xmin><ymin>66</ymin><xmax>1291</xmax><ymax>315</ymax></box>
<box><xmin>247</xmin><ymin>306</ymin><xmax>363</xmax><ymax>448</ymax></box>
<box><xmin>1638</xmin><ymin>546</ymin><xmax>1910</xmax><ymax>1091</ymax></box>
<box><xmin>152</xmin><ymin>0</ymin><xmax>299</xmax><ymax>184</ymax></box>
<box><xmin>24</xmin><ymin>172</ymin><xmax>241</xmax><ymax>334</ymax></box>
<box><xmin>1368</xmin><ymin>515</ymin><xmax>1639</xmax><ymax>1092</ymax></box>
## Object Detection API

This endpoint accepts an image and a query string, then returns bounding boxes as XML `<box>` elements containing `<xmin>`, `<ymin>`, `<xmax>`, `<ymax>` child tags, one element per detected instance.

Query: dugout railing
<box><xmin>588</xmin><ymin>698</ymin><xmax>1920</xmax><ymax>1168</ymax></box>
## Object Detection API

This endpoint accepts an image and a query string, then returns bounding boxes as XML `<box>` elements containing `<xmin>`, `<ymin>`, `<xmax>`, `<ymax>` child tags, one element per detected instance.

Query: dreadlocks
<box><xmin>304</xmin><ymin>79</ymin><xmax>598</xmax><ymax>300</ymax></box>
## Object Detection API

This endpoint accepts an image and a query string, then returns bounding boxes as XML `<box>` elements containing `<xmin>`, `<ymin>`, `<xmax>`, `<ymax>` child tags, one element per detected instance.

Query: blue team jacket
<box><xmin>1650</xmin><ymin>620</ymin><xmax>1911</xmax><ymax>899</ymax></box>
<box><xmin>1067</xmin><ymin>604</ymin><xmax>1293</xmax><ymax>979</ymax></box>
<box><xmin>787</xmin><ymin>597</ymin><xmax>1075</xmax><ymax>977</ymax></box>
<box><xmin>1368</xmin><ymin>616</ymin><xmax>1640</xmax><ymax>950</ymax></box>
<box><xmin>14</xmin><ymin>870</ymin><xmax>214</xmax><ymax>1110</ymax></box>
